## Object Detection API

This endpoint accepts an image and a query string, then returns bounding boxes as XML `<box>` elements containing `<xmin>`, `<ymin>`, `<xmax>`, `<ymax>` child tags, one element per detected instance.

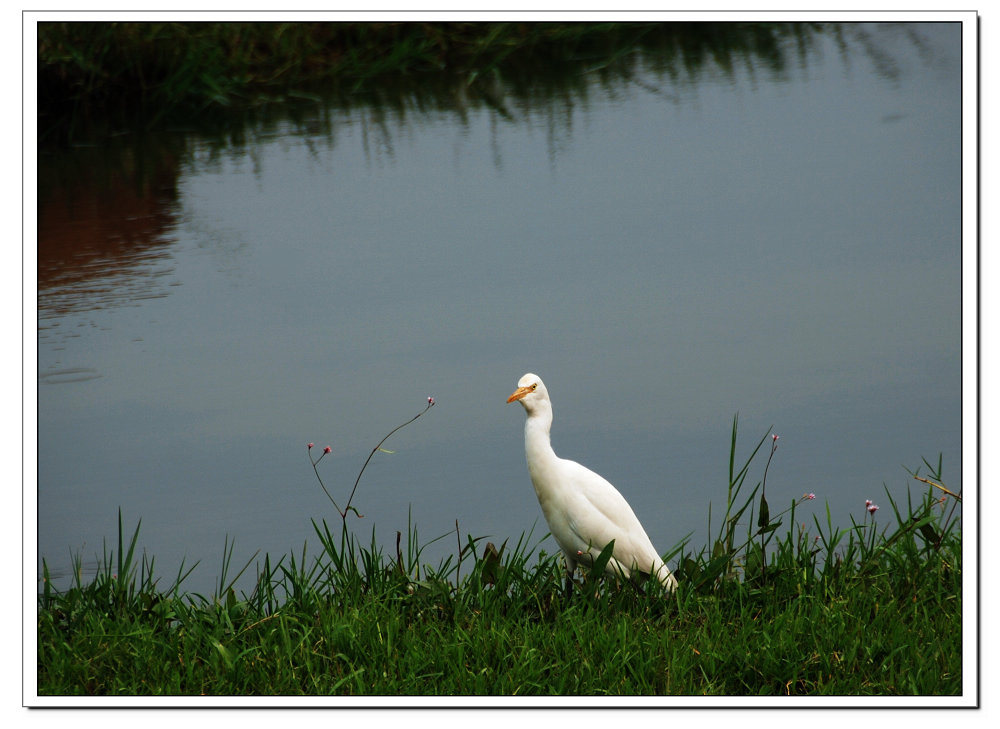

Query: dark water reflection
<box><xmin>38</xmin><ymin>138</ymin><xmax>183</xmax><ymax>369</ymax></box>
<box><xmin>36</xmin><ymin>22</ymin><xmax>965</xmax><ymax>595</ymax></box>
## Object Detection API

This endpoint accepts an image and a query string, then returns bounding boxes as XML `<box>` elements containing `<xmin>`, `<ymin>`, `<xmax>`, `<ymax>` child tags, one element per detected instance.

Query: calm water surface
<box><xmin>37</xmin><ymin>23</ymin><xmax>964</xmax><ymax>595</ymax></box>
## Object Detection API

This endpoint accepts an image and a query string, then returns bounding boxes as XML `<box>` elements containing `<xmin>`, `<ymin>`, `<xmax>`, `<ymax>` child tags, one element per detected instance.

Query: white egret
<box><xmin>507</xmin><ymin>373</ymin><xmax>678</xmax><ymax>592</ymax></box>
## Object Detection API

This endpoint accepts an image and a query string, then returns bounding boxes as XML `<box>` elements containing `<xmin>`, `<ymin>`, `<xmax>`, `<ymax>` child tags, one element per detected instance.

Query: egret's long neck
<box><xmin>524</xmin><ymin>403</ymin><xmax>559</xmax><ymax>490</ymax></box>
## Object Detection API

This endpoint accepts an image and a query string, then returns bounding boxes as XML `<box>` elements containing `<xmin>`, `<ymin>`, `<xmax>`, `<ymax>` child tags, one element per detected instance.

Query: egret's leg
<box><xmin>563</xmin><ymin>554</ymin><xmax>577</xmax><ymax>598</ymax></box>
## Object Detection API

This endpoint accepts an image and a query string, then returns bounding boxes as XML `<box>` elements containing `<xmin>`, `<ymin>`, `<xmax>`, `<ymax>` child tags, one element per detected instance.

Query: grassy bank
<box><xmin>37</xmin><ymin>21</ymin><xmax>828</xmax><ymax>144</ymax></box>
<box><xmin>37</xmin><ymin>423</ymin><xmax>962</xmax><ymax>697</ymax></box>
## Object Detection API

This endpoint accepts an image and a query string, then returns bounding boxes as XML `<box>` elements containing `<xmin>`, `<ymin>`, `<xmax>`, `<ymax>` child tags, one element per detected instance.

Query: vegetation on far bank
<box><xmin>38</xmin><ymin>21</ymin><xmax>831</xmax><ymax>144</ymax></box>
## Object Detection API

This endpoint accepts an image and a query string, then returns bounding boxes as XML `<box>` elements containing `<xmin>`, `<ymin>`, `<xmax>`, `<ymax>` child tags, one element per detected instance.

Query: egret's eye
<box><xmin>531</xmin><ymin>383</ymin><xmax>538</xmax><ymax>391</ymax></box>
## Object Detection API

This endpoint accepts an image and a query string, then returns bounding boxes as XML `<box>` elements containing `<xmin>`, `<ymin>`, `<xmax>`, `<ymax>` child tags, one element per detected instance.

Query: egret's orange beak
<box><xmin>507</xmin><ymin>386</ymin><xmax>533</xmax><ymax>404</ymax></box>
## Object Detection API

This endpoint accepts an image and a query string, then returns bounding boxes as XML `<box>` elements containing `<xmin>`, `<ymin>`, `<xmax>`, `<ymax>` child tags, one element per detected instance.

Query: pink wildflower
<box><xmin>323</xmin><ymin>446</ymin><xmax>332</xmax><ymax>454</ymax></box>
<box><xmin>772</xmin><ymin>434</ymin><xmax>779</xmax><ymax>442</ymax></box>
<box><xmin>307</xmin><ymin>443</ymin><xmax>314</xmax><ymax>450</ymax></box>
<box><xmin>428</xmin><ymin>396</ymin><xmax>435</xmax><ymax>406</ymax></box>
<box><xmin>803</xmin><ymin>492</ymin><xmax>815</xmax><ymax>500</ymax></box>
<box><xmin>867</xmin><ymin>502</ymin><xmax>879</xmax><ymax>514</ymax></box>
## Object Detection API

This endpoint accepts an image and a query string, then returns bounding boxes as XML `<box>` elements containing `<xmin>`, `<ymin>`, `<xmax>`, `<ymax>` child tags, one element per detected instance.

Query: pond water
<box><xmin>36</xmin><ymin>22</ymin><xmax>965</xmax><ymax>596</ymax></box>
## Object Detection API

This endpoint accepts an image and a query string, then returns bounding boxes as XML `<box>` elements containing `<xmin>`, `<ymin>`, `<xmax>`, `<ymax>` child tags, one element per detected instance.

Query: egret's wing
<box><xmin>560</xmin><ymin>459</ymin><xmax>663</xmax><ymax>575</ymax></box>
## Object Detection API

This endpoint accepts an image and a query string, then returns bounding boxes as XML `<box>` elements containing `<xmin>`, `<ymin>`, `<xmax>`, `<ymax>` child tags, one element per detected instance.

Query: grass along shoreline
<box><xmin>38</xmin><ymin>21</ymin><xmax>834</xmax><ymax>145</ymax></box>
<box><xmin>37</xmin><ymin>421</ymin><xmax>962</xmax><ymax>696</ymax></box>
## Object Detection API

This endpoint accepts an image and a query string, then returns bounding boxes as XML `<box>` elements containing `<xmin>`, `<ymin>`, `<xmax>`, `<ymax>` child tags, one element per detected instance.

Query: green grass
<box><xmin>36</xmin><ymin>418</ymin><xmax>962</xmax><ymax>696</ymax></box>
<box><xmin>37</xmin><ymin>21</ymin><xmax>833</xmax><ymax>144</ymax></box>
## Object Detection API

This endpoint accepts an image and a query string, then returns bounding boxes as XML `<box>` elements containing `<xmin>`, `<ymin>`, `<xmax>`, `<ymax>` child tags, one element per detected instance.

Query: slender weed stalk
<box><xmin>308</xmin><ymin>396</ymin><xmax>435</xmax><ymax>526</ymax></box>
<box><xmin>755</xmin><ymin>433</ymin><xmax>780</xmax><ymax>579</ymax></box>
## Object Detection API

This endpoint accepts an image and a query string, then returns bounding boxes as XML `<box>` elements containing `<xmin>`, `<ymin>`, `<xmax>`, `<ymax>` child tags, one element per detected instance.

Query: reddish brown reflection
<box><xmin>38</xmin><ymin>137</ymin><xmax>184</xmax><ymax>319</ymax></box>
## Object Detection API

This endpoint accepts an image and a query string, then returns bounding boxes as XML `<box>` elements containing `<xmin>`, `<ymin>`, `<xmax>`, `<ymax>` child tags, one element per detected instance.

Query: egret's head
<box><xmin>506</xmin><ymin>373</ymin><xmax>549</xmax><ymax>412</ymax></box>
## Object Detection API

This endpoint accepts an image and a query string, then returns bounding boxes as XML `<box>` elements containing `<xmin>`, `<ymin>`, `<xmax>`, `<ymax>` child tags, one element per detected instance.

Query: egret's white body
<box><xmin>507</xmin><ymin>373</ymin><xmax>677</xmax><ymax>591</ymax></box>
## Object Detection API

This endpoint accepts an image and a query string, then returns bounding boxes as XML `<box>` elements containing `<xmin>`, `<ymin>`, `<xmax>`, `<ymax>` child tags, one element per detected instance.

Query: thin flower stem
<box><xmin>342</xmin><ymin>399</ymin><xmax>436</xmax><ymax>523</ymax></box>
<box><xmin>758</xmin><ymin>435</ymin><xmax>779</xmax><ymax>577</ymax></box>
<box><xmin>308</xmin><ymin>399</ymin><xmax>435</xmax><ymax>524</ymax></box>
<box><xmin>309</xmin><ymin>452</ymin><xmax>343</xmax><ymax>515</ymax></box>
